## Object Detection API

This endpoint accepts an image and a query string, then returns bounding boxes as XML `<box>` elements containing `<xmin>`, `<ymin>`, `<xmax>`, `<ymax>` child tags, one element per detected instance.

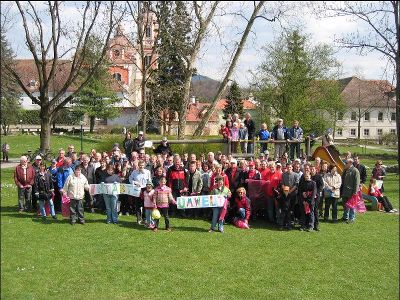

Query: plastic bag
<box><xmin>356</xmin><ymin>190</ymin><xmax>366</xmax><ymax>213</ymax></box>
<box><xmin>345</xmin><ymin>192</ymin><xmax>359</xmax><ymax>209</ymax></box>
<box><xmin>61</xmin><ymin>195</ymin><xmax>70</xmax><ymax>218</ymax></box>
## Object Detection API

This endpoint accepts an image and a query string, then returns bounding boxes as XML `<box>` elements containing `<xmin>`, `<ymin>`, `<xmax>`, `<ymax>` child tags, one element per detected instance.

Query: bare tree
<box><xmin>193</xmin><ymin>1</ymin><xmax>277</xmax><ymax>136</ymax></box>
<box><xmin>175</xmin><ymin>1</ymin><xmax>220</xmax><ymax>139</ymax></box>
<box><xmin>318</xmin><ymin>1</ymin><xmax>399</xmax><ymax>169</ymax></box>
<box><xmin>1</xmin><ymin>1</ymin><xmax>120</xmax><ymax>151</ymax></box>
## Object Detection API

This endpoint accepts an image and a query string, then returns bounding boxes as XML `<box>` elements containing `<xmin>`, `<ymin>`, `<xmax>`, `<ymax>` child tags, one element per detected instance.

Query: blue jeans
<box><xmin>103</xmin><ymin>194</ymin><xmax>118</xmax><ymax>223</ymax></box>
<box><xmin>343</xmin><ymin>197</ymin><xmax>356</xmax><ymax>221</ymax></box>
<box><xmin>238</xmin><ymin>208</ymin><xmax>246</xmax><ymax>219</ymax></box>
<box><xmin>39</xmin><ymin>199</ymin><xmax>55</xmax><ymax>217</ymax></box>
<box><xmin>211</xmin><ymin>207</ymin><xmax>221</xmax><ymax>230</ymax></box>
<box><xmin>145</xmin><ymin>209</ymin><xmax>155</xmax><ymax>227</ymax></box>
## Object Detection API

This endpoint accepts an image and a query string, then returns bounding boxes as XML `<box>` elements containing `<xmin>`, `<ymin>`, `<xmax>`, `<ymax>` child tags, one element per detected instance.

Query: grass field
<box><xmin>1</xmin><ymin>164</ymin><xmax>399</xmax><ymax>299</ymax></box>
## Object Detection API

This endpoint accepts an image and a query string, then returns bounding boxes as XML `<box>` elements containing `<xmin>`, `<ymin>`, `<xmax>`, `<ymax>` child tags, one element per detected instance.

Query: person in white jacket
<box><xmin>61</xmin><ymin>166</ymin><xmax>89</xmax><ymax>225</ymax></box>
<box><xmin>323</xmin><ymin>166</ymin><xmax>342</xmax><ymax>222</ymax></box>
<box><xmin>129</xmin><ymin>160</ymin><xmax>152</xmax><ymax>224</ymax></box>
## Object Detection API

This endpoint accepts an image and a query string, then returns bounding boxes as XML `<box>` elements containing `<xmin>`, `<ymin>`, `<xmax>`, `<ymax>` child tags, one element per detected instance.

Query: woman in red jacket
<box><xmin>369</xmin><ymin>178</ymin><xmax>397</xmax><ymax>213</ymax></box>
<box><xmin>233</xmin><ymin>187</ymin><xmax>251</xmax><ymax>225</ymax></box>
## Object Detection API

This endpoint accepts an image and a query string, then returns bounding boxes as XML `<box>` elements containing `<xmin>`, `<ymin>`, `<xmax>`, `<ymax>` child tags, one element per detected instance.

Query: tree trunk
<box><xmin>39</xmin><ymin>113</ymin><xmax>52</xmax><ymax>152</ymax></box>
<box><xmin>141</xmin><ymin>72</ymin><xmax>147</xmax><ymax>134</ymax></box>
<box><xmin>193</xmin><ymin>1</ymin><xmax>266</xmax><ymax>136</ymax></box>
<box><xmin>90</xmin><ymin>116</ymin><xmax>95</xmax><ymax>133</ymax></box>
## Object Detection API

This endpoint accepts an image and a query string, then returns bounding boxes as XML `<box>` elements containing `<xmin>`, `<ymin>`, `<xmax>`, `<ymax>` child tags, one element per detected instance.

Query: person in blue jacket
<box><xmin>257</xmin><ymin>123</ymin><xmax>270</xmax><ymax>155</ymax></box>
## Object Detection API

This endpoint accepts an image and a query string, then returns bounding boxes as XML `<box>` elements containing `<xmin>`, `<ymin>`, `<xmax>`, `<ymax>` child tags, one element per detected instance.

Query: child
<box><xmin>276</xmin><ymin>186</ymin><xmax>291</xmax><ymax>230</ymax></box>
<box><xmin>298</xmin><ymin>172</ymin><xmax>317</xmax><ymax>231</ymax></box>
<box><xmin>153</xmin><ymin>176</ymin><xmax>176</xmax><ymax>232</ymax></box>
<box><xmin>209</xmin><ymin>175</ymin><xmax>231</xmax><ymax>233</ymax></box>
<box><xmin>257</xmin><ymin>123</ymin><xmax>270</xmax><ymax>155</ymax></box>
<box><xmin>142</xmin><ymin>181</ymin><xmax>156</xmax><ymax>229</ymax></box>
<box><xmin>369</xmin><ymin>178</ymin><xmax>397</xmax><ymax>213</ymax></box>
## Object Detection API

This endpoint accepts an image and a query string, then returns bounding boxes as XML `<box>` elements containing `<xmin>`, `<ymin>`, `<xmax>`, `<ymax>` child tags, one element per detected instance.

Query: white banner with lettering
<box><xmin>89</xmin><ymin>183</ymin><xmax>141</xmax><ymax>197</ymax></box>
<box><xmin>177</xmin><ymin>195</ymin><xmax>226</xmax><ymax>209</ymax></box>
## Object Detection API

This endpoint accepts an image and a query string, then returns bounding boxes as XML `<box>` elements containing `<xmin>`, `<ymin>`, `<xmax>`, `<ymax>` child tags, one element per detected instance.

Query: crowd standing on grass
<box><xmin>12</xmin><ymin>115</ymin><xmax>398</xmax><ymax>231</ymax></box>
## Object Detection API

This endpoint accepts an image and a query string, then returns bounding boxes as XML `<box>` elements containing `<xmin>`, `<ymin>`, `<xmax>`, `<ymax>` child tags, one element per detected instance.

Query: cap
<box><xmin>51</xmin><ymin>159</ymin><xmax>57</xmax><ymax>163</ymax></box>
<box><xmin>264</xmin><ymin>150</ymin><xmax>269</xmax><ymax>155</ymax></box>
<box><xmin>139</xmin><ymin>131</ymin><xmax>144</xmax><ymax>135</ymax></box>
<box><xmin>276</xmin><ymin>162</ymin><xmax>282</xmax><ymax>167</ymax></box>
<box><xmin>146</xmin><ymin>181</ymin><xmax>154</xmax><ymax>187</ymax></box>
<box><xmin>216</xmin><ymin>151</ymin><xmax>222</xmax><ymax>155</ymax></box>
<box><xmin>283</xmin><ymin>185</ymin><xmax>290</xmax><ymax>191</ymax></box>
<box><xmin>35</xmin><ymin>155</ymin><xmax>42</xmax><ymax>160</ymax></box>
<box><xmin>230</xmin><ymin>159</ymin><xmax>237</xmax><ymax>164</ymax></box>
<box><xmin>294</xmin><ymin>158</ymin><xmax>301</xmax><ymax>163</ymax></box>
<box><xmin>215</xmin><ymin>175</ymin><xmax>224</xmax><ymax>182</ymax></box>
<box><xmin>122</xmin><ymin>157</ymin><xmax>128</xmax><ymax>162</ymax></box>
<box><xmin>162</xmin><ymin>137</ymin><xmax>168</xmax><ymax>142</ymax></box>
<box><xmin>248</xmin><ymin>161</ymin><xmax>255</xmax><ymax>167</ymax></box>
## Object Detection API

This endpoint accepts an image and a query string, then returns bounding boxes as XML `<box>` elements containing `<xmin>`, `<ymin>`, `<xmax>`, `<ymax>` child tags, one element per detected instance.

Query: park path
<box><xmin>358</xmin><ymin>145</ymin><xmax>397</xmax><ymax>152</ymax></box>
<box><xmin>1</xmin><ymin>159</ymin><xmax>19</xmax><ymax>169</ymax></box>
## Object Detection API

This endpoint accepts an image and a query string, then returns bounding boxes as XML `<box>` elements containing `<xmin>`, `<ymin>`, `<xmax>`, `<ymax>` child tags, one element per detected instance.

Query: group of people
<box><xmin>13</xmin><ymin>128</ymin><xmax>396</xmax><ymax>232</ymax></box>
<box><xmin>220</xmin><ymin>113</ymin><xmax>304</xmax><ymax>161</ymax></box>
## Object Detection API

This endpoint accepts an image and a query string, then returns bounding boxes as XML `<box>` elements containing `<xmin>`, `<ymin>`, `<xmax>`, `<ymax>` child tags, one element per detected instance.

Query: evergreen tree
<box><xmin>223</xmin><ymin>81</ymin><xmax>244</xmax><ymax>119</ymax></box>
<box><xmin>255</xmin><ymin>30</ymin><xmax>343</xmax><ymax>135</ymax></box>
<box><xmin>0</xmin><ymin>32</ymin><xmax>21</xmax><ymax>135</ymax></box>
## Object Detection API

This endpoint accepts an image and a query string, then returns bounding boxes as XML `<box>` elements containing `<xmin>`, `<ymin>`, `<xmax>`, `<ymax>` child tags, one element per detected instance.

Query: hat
<box><xmin>294</xmin><ymin>158</ymin><xmax>301</xmax><ymax>163</ymax></box>
<box><xmin>51</xmin><ymin>159</ymin><xmax>57</xmax><ymax>163</ymax></box>
<box><xmin>230</xmin><ymin>159</ymin><xmax>237</xmax><ymax>164</ymax></box>
<box><xmin>146</xmin><ymin>181</ymin><xmax>154</xmax><ymax>187</ymax></box>
<box><xmin>35</xmin><ymin>155</ymin><xmax>42</xmax><ymax>160</ymax></box>
<box><xmin>215</xmin><ymin>175</ymin><xmax>224</xmax><ymax>182</ymax></box>
<box><xmin>264</xmin><ymin>150</ymin><xmax>269</xmax><ymax>155</ymax></box>
<box><xmin>162</xmin><ymin>137</ymin><xmax>168</xmax><ymax>142</ymax></box>
<box><xmin>248</xmin><ymin>161</ymin><xmax>255</xmax><ymax>167</ymax></box>
<box><xmin>283</xmin><ymin>185</ymin><xmax>290</xmax><ymax>192</ymax></box>
<box><xmin>122</xmin><ymin>157</ymin><xmax>128</xmax><ymax>162</ymax></box>
<box><xmin>276</xmin><ymin>162</ymin><xmax>282</xmax><ymax>167</ymax></box>
<box><xmin>138</xmin><ymin>131</ymin><xmax>144</xmax><ymax>135</ymax></box>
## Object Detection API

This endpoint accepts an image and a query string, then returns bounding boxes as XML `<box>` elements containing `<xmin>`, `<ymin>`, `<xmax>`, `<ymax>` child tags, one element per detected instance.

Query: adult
<box><xmin>257</xmin><ymin>123</ymin><xmax>270</xmax><ymax>155</ymax></box>
<box><xmin>80</xmin><ymin>155</ymin><xmax>96</xmax><ymax>213</ymax></box>
<box><xmin>371</xmin><ymin>160</ymin><xmax>386</xmax><ymax>192</ymax></box>
<box><xmin>341</xmin><ymin>158</ymin><xmax>360</xmax><ymax>223</ymax></box>
<box><xmin>225</xmin><ymin>159</ymin><xmax>242</xmax><ymax>199</ymax></box>
<box><xmin>166</xmin><ymin>155</ymin><xmax>188</xmax><ymax>217</ymax></box>
<box><xmin>240</xmin><ymin>161</ymin><xmax>261</xmax><ymax>192</ymax></box>
<box><xmin>94</xmin><ymin>159</ymin><xmax>108</xmax><ymax>212</ymax></box>
<box><xmin>238</xmin><ymin>122</ymin><xmax>248</xmax><ymax>154</ymax></box>
<box><xmin>123</xmin><ymin>132</ymin><xmax>134</xmax><ymax>160</ymax></box>
<box><xmin>2</xmin><ymin>142</ymin><xmax>10</xmax><ymax>162</ymax></box>
<box><xmin>14</xmin><ymin>156</ymin><xmax>35</xmax><ymax>212</ymax></box>
<box><xmin>185</xmin><ymin>161</ymin><xmax>203</xmax><ymax>218</ymax></box>
<box><xmin>153</xmin><ymin>137</ymin><xmax>172</xmax><ymax>156</ymax></box>
<box><xmin>323</xmin><ymin>166</ymin><xmax>342</xmax><ymax>222</ymax></box>
<box><xmin>209</xmin><ymin>163</ymin><xmax>229</xmax><ymax>191</ymax></box>
<box><xmin>62</xmin><ymin>166</ymin><xmax>90</xmax><ymax>225</ymax></box>
<box><xmin>232</xmin><ymin>187</ymin><xmax>251</xmax><ymax>225</ymax></box>
<box><xmin>129</xmin><ymin>160</ymin><xmax>152</xmax><ymax>224</ymax></box>
<box><xmin>102</xmin><ymin>164</ymin><xmax>122</xmax><ymax>224</ymax></box>
<box><xmin>271</xmin><ymin>118</ymin><xmax>289</xmax><ymax>161</ymax></box>
<box><xmin>32</xmin><ymin>155</ymin><xmax>42</xmax><ymax>174</ymax></box>
<box><xmin>56</xmin><ymin>157</ymin><xmax>74</xmax><ymax>211</ymax></box>
<box><xmin>56</xmin><ymin>148</ymin><xmax>66</xmax><ymax>168</ymax></box>
<box><xmin>310</xmin><ymin>164</ymin><xmax>324</xmax><ymax>231</ymax></box>
<box><xmin>230</xmin><ymin>122</ymin><xmax>240</xmax><ymax>154</ymax></box>
<box><xmin>264</xmin><ymin>162</ymin><xmax>282</xmax><ymax>223</ymax></box>
<box><xmin>132</xmin><ymin>131</ymin><xmax>146</xmax><ymax>153</ymax></box>
<box><xmin>298</xmin><ymin>172</ymin><xmax>317</xmax><ymax>231</ymax></box>
<box><xmin>243</xmin><ymin>113</ymin><xmax>256</xmax><ymax>154</ymax></box>
<box><xmin>353</xmin><ymin>156</ymin><xmax>367</xmax><ymax>185</ymax></box>
<box><xmin>281</xmin><ymin>163</ymin><xmax>297</xmax><ymax>228</ymax></box>
<box><xmin>288</xmin><ymin>120</ymin><xmax>303</xmax><ymax>160</ymax></box>
<box><xmin>33</xmin><ymin>162</ymin><xmax>57</xmax><ymax>220</ymax></box>
<box><xmin>66</xmin><ymin>145</ymin><xmax>75</xmax><ymax>158</ymax></box>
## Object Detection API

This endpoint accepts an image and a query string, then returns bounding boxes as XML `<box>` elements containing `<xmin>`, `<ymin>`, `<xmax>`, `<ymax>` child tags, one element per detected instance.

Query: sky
<box><xmin>4</xmin><ymin>1</ymin><xmax>393</xmax><ymax>88</ymax></box>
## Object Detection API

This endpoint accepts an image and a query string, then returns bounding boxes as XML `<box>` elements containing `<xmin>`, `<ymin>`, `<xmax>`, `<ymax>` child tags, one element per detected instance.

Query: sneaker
<box><xmin>208</xmin><ymin>229</ymin><xmax>215</xmax><ymax>233</ymax></box>
<box><xmin>389</xmin><ymin>209</ymin><xmax>395</xmax><ymax>213</ymax></box>
<box><xmin>166</xmin><ymin>228</ymin><xmax>171</xmax><ymax>232</ymax></box>
<box><xmin>19</xmin><ymin>209</ymin><xmax>24</xmax><ymax>213</ymax></box>
<box><xmin>306</xmin><ymin>228</ymin><xmax>314</xmax><ymax>232</ymax></box>
<box><xmin>299</xmin><ymin>227</ymin><xmax>305</xmax><ymax>231</ymax></box>
<box><xmin>393</xmin><ymin>209</ymin><xmax>398</xmax><ymax>212</ymax></box>
<box><xmin>314</xmin><ymin>227</ymin><xmax>320</xmax><ymax>232</ymax></box>
<box><xmin>138</xmin><ymin>220</ymin><xmax>143</xmax><ymax>225</ymax></box>
<box><xmin>118</xmin><ymin>212</ymin><xmax>122</xmax><ymax>216</ymax></box>
<box><xmin>125</xmin><ymin>212</ymin><xmax>130</xmax><ymax>216</ymax></box>
<box><xmin>79</xmin><ymin>221</ymin><xmax>85</xmax><ymax>225</ymax></box>
<box><xmin>90</xmin><ymin>208</ymin><xmax>95</xmax><ymax>213</ymax></box>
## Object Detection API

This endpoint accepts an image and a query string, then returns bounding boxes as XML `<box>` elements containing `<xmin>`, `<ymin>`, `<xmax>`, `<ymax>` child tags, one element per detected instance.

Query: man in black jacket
<box><xmin>353</xmin><ymin>156</ymin><xmax>367</xmax><ymax>185</ymax></box>
<box><xmin>80</xmin><ymin>155</ymin><xmax>96</xmax><ymax>212</ymax></box>
<box><xmin>243</xmin><ymin>113</ymin><xmax>256</xmax><ymax>154</ymax></box>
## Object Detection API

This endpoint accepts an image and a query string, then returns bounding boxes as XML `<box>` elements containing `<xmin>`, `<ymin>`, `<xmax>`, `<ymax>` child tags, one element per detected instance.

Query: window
<box><xmin>144</xmin><ymin>55</ymin><xmax>151</xmax><ymax>67</ymax></box>
<box><xmin>391</xmin><ymin>112</ymin><xmax>396</xmax><ymax>121</ymax></box>
<box><xmin>390</xmin><ymin>129</ymin><xmax>396</xmax><ymax>134</ymax></box>
<box><xmin>363</xmin><ymin>129</ymin><xmax>369</xmax><ymax>136</ymax></box>
<box><xmin>377</xmin><ymin>129</ymin><xmax>383</xmax><ymax>136</ymax></box>
<box><xmin>145</xmin><ymin>26</ymin><xmax>151</xmax><ymax>38</ymax></box>
<box><xmin>337</xmin><ymin>112</ymin><xmax>343</xmax><ymax>121</ymax></box>
<box><xmin>364</xmin><ymin>112</ymin><xmax>370</xmax><ymax>121</ymax></box>
<box><xmin>113</xmin><ymin>49</ymin><xmax>120</xmax><ymax>58</ymax></box>
<box><xmin>29</xmin><ymin>80</ymin><xmax>36</xmax><ymax>87</ymax></box>
<box><xmin>113</xmin><ymin>73</ymin><xmax>122</xmax><ymax>81</ymax></box>
<box><xmin>350</xmin><ymin>129</ymin><xmax>356</xmax><ymax>136</ymax></box>
<box><xmin>378</xmin><ymin>112</ymin><xmax>383</xmax><ymax>121</ymax></box>
<box><xmin>336</xmin><ymin>129</ymin><xmax>342</xmax><ymax>136</ymax></box>
<box><xmin>351</xmin><ymin>111</ymin><xmax>357</xmax><ymax>121</ymax></box>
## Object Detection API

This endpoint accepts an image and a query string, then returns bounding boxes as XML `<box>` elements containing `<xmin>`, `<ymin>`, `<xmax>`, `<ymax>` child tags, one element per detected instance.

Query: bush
<box><xmin>380</xmin><ymin>133</ymin><xmax>398</xmax><ymax>146</ymax></box>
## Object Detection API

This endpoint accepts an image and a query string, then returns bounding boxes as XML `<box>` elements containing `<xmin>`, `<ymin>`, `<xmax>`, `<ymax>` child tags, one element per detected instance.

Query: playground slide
<box><xmin>312</xmin><ymin>146</ymin><xmax>369</xmax><ymax>195</ymax></box>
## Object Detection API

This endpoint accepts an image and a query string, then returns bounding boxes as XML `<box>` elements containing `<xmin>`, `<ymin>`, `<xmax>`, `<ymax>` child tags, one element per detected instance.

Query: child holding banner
<box><xmin>153</xmin><ymin>176</ymin><xmax>176</xmax><ymax>231</ymax></box>
<box><xmin>209</xmin><ymin>175</ymin><xmax>231</xmax><ymax>233</ymax></box>
<box><xmin>142</xmin><ymin>181</ymin><xmax>156</xmax><ymax>229</ymax></box>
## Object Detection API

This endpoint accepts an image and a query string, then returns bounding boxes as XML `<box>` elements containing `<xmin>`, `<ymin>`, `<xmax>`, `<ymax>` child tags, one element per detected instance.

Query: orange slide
<box><xmin>311</xmin><ymin>146</ymin><xmax>369</xmax><ymax>194</ymax></box>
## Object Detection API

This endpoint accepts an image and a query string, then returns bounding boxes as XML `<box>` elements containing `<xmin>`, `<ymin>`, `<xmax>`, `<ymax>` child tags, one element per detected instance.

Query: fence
<box><xmin>148</xmin><ymin>138</ymin><xmax>313</xmax><ymax>158</ymax></box>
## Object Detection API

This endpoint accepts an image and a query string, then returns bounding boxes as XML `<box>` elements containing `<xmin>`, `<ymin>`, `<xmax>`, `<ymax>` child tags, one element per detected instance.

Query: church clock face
<box><xmin>113</xmin><ymin>49</ymin><xmax>120</xmax><ymax>57</ymax></box>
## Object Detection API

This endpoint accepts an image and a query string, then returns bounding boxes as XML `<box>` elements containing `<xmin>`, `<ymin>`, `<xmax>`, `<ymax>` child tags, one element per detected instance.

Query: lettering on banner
<box><xmin>177</xmin><ymin>195</ymin><xmax>225</xmax><ymax>209</ymax></box>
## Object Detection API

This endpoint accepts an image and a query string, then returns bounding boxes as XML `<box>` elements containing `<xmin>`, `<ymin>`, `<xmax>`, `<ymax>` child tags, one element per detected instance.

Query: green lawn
<box><xmin>1</xmin><ymin>166</ymin><xmax>398</xmax><ymax>299</ymax></box>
